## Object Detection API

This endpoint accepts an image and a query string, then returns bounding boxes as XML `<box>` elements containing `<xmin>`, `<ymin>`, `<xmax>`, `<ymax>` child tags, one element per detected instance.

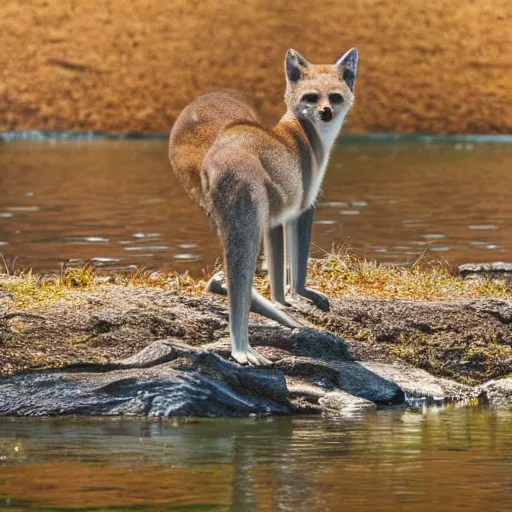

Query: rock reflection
<box><xmin>0</xmin><ymin>409</ymin><xmax>510</xmax><ymax>510</ymax></box>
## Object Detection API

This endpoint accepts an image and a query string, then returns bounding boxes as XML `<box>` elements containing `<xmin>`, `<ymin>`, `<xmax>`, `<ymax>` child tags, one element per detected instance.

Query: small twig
<box><xmin>311</xmin><ymin>242</ymin><xmax>349</xmax><ymax>270</ymax></box>
<box><xmin>11</xmin><ymin>256</ymin><xmax>18</xmax><ymax>274</ymax></box>
<box><xmin>0</xmin><ymin>254</ymin><xmax>9</xmax><ymax>277</ymax></box>
<box><xmin>0</xmin><ymin>312</ymin><xmax>46</xmax><ymax>322</ymax></box>
<box><xmin>408</xmin><ymin>245</ymin><xmax>431</xmax><ymax>270</ymax></box>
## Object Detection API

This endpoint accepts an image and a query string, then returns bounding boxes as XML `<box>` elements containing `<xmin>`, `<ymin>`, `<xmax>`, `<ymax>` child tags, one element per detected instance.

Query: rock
<box><xmin>235</xmin><ymin>326</ymin><xmax>353</xmax><ymax>361</ymax></box>
<box><xmin>458</xmin><ymin>262</ymin><xmax>512</xmax><ymax>276</ymax></box>
<box><xmin>319</xmin><ymin>391</ymin><xmax>376</xmax><ymax>417</ymax></box>
<box><xmin>476</xmin><ymin>377</ymin><xmax>512</xmax><ymax>408</ymax></box>
<box><xmin>360</xmin><ymin>361</ymin><xmax>472</xmax><ymax>403</ymax></box>
<box><xmin>273</xmin><ymin>357</ymin><xmax>340</xmax><ymax>388</ymax></box>
<box><xmin>466</xmin><ymin>299</ymin><xmax>512</xmax><ymax>324</ymax></box>
<box><xmin>333</xmin><ymin>361</ymin><xmax>404</xmax><ymax>404</ymax></box>
<box><xmin>118</xmin><ymin>339</ymin><xmax>198</xmax><ymax>368</ymax></box>
<box><xmin>306</xmin><ymin>296</ymin><xmax>512</xmax><ymax>385</ymax></box>
<box><xmin>0</xmin><ymin>335</ymin><xmax>505</xmax><ymax>417</ymax></box>
<box><xmin>458</xmin><ymin>262</ymin><xmax>512</xmax><ymax>285</ymax></box>
<box><xmin>286</xmin><ymin>378</ymin><xmax>328</xmax><ymax>414</ymax></box>
<box><xmin>0</xmin><ymin>336</ymin><xmax>403</xmax><ymax>417</ymax></box>
<box><xmin>0</xmin><ymin>341</ymin><xmax>291</xmax><ymax>417</ymax></box>
<box><xmin>2</xmin><ymin>277</ymin><xmax>511</xmax><ymax>387</ymax></box>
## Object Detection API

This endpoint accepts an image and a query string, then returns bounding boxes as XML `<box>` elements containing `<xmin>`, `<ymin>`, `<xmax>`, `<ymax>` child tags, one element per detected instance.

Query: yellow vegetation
<box><xmin>300</xmin><ymin>253</ymin><xmax>511</xmax><ymax>301</ymax></box>
<box><xmin>1</xmin><ymin>253</ymin><xmax>510</xmax><ymax>310</ymax></box>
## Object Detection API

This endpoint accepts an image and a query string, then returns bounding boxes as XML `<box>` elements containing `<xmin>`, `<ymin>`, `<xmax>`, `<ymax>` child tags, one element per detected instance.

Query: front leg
<box><xmin>264</xmin><ymin>224</ymin><xmax>290</xmax><ymax>307</ymax></box>
<box><xmin>285</xmin><ymin>207</ymin><xmax>329</xmax><ymax>311</ymax></box>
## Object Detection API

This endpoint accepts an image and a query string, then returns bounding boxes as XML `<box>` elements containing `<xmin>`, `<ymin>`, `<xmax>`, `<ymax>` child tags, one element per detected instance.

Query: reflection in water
<box><xmin>0</xmin><ymin>408</ymin><xmax>511</xmax><ymax>510</ymax></box>
<box><xmin>0</xmin><ymin>139</ymin><xmax>511</xmax><ymax>274</ymax></box>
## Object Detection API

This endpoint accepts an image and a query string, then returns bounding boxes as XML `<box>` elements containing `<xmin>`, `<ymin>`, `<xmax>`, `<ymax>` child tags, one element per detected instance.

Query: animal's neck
<box><xmin>316</xmin><ymin>115</ymin><xmax>345</xmax><ymax>157</ymax></box>
<box><xmin>274</xmin><ymin>111</ymin><xmax>346</xmax><ymax>210</ymax></box>
<box><xmin>278</xmin><ymin>111</ymin><xmax>345</xmax><ymax>168</ymax></box>
<box><xmin>297</xmin><ymin>117</ymin><xmax>325</xmax><ymax>166</ymax></box>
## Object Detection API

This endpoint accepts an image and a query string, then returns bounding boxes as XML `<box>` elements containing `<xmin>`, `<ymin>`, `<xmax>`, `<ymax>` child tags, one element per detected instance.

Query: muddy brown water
<box><xmin>0</xmin><ymin>408</ymin><xmax>510</xmax><ymax>511</ymax></box>
<box><xmin>0</xmin><ymin>138</ymin><xmax>510</xmax><ymax>275</ymax></box>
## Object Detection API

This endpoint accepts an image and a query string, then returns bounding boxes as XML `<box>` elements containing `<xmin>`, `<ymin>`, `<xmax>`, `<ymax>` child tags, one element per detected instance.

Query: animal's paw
<box><xmin>300</xmin><ymin>288</ymin><xmax>330</xmax><ymax>311</ymax></box>
<box><xmin>274</xmin><ymin>299</ymin><xmax>292</xmax><ymax>309</ymax></box>
<box><xmin>205</xmin><ymin>271</ymin><xmax>227</xmax><ymax>296</ymax></box>
<box><xmin>231</xmin><ymin>346</ymin><xmax>272</xmax><ymax>366</ymax></box>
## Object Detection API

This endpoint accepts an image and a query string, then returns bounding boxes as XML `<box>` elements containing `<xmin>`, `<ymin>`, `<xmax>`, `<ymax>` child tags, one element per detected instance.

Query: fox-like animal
<box><xmin>169</xmin><ymin>48</ymin><xmax>358</xmax><ymax>365</ymax></box>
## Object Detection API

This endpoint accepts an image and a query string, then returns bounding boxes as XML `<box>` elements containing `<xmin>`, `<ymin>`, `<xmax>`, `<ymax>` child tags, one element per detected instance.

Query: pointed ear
<box><xmin>335</xmin><ymin>48</ymin><xmax>358</xmax><ymax>91</ymax></box>
<box><xmin>285</xmin><ymin>49</ymin><xmax>309</xmax><ymax>82</ymax></box>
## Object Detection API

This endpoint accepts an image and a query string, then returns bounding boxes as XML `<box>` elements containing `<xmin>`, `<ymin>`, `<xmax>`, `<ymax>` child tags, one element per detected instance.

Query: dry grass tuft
<box><xmin>58</xmin><ymin>264</ymin><xmax>96</xmax><ymax>288</ymax></box>
<box><xmin>299</xmin><ymin>251</ymin><xmax>511</xmax><ymax>301</ymax></box>
<box><xmin>122</xmin><ymin>267</ymin><xmax>206</xmax><ymax>295</ymax></box>
<box><xmin>1</xmin><ymin>264</ymin><xmax>100</xmax><ymax>308</ymax></box>
<box><xmin>1</xmin><ymin>252</ymin><xmax>510</xmax><ymax>310</ymax></box>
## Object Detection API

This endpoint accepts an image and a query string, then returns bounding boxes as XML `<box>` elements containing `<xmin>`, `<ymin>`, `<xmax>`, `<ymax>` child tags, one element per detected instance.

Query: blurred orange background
<box><xmin>1</xmin><ymin>0</ymin><xmax>511</xmax><ymax>134</ymax></box>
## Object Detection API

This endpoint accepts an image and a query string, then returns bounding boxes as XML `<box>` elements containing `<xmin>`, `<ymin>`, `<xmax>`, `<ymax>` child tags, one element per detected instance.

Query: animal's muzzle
<box><xmin>319</xmin><ymin>107</ymin><xmax>333</xmax><ymax>122</ymax></box>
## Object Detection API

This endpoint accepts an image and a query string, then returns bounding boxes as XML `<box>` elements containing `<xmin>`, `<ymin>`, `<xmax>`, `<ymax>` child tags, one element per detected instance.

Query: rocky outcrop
<box><xmin>0</xmin><ymin>336</ymin><xmax>477</xmax><ymax>419</ymax></box>
<box><xmin>0</xmin><ymin>279</ymin><xmax>511</xmax><ymax>418</ymax></box>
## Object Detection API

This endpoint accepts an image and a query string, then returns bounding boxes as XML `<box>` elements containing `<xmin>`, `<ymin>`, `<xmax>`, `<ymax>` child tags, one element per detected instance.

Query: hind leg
<box><xmin>213</xmin><ymin>181</ymin><xmax>272</xmax><ymax>366</ymax></box>
<box><xmin>205</xmin><ymin>271</ymin><xmax>301</xmax><ymax>328</ymax></box>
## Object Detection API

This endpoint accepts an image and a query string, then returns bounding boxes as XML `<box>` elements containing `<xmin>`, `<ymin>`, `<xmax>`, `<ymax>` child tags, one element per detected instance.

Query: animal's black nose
<box><xmin>319</xmin><ymin>107</ymin><xmax>333</xmax><ymax>122</ymax></box>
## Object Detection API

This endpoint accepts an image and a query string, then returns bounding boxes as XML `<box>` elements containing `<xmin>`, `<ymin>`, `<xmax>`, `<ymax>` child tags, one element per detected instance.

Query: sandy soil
<box><xmin>1</xmin><ymin>0</ymin><xmax>511</xmax><ymax>134</ymax></box>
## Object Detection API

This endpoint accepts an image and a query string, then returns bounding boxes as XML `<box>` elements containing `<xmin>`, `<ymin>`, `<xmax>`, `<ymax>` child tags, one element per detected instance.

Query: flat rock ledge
<box><xmin>1</xmin><ymin>282</ymin><xmax>511</xmax><ymax>418</ymax></box>
<box><xmin>0</xmin><ymin>338</ymin><xmax>475</xmax><ymax>418</ymax></box>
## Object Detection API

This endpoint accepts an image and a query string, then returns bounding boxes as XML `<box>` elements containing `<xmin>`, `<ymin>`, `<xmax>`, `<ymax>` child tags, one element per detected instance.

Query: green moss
<box><xmin>355</xmin><ymin>329</ymin><xmax>375</xmax><ymax>344</ymax></box>
<box><xmin>2</xmin><ymin>274</ymin><xmax>65</xmax><ymax>308</ymax></box>
<box><xmin>64</xmin><ymin>334</ymin><xmax>90</xmax><ymax>347</ymax></box>
<box><xmin>387</xmin><ymin>331</ymin><xmax>512</xmax><ymax>386</ymax></box>
<box><xmin>389</xmin><ymin>332</ymin><xmax>444</xmax><ymax>372</ymax></box>
<box><xmin>0</xmin><ymin>266</ymin><xmax>101</xmax><ymax>309</ymax></box>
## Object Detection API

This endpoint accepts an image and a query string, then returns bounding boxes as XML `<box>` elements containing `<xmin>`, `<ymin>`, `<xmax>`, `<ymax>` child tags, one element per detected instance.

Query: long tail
<box><xmin>205</xmin><ymin>272</ymin><xmax>303</xmax><ymax>329</ymax></box>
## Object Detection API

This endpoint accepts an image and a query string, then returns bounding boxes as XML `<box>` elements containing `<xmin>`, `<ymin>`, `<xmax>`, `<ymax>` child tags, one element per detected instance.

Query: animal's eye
<box><xmin>329</xmin><ymin>93</ymin><xmax>344</xmax><ymax>105</ymax></box>
<box><xmin>302</xmin><ymin>93</ymin><xmax>319</xmax><ymax>104</ymax></box>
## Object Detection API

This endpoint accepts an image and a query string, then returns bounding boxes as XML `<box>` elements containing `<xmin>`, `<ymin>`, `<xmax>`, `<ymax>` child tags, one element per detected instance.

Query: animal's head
<box><xmin>284</xmin><ymin>48</ymin><xmax>358</xmax><ymax>127</ymax></box>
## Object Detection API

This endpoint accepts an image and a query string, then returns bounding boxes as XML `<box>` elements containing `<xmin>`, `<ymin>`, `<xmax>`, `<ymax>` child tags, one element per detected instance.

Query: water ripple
<box><xmin>6</xmin><ymin>206</ymin><xmax>40</xmax><ymax>212</ymax></box>
<box><xmin>421</xmin><ymin>234</ymin><xmax>446</xmax><ymax>240</ymax></box>
<box><xmin>314</xmin><ymin>220</ymin><xmax>337</xmax><ymax>225</ymax></box>
<box><xmin>173</xmin><ymin>253</ymin><xmax>201</xmax><ymax>261</ymax></box>
<box><xmin>62</xmin><ymin>237</ymin><xmax>110</xmax><ymax>243</ymax></box>
<box><xmin>90</xmin><ymin>257</ymin><xmax>121</xmax><ymax>263</ymax></box>
<box><xmin>133</xmin><ymin>232</ymin><xmax>161</xmax><ymax>239</ymax></box>
<box><xmin>468</xmin><ymin>225</ymin><xmax>498</xmax><ymax>231</ymax></box>
<box><xmin>124</xmin><ymin>246</ymin><xmax>170</xmax><ymax>251</ymax></box>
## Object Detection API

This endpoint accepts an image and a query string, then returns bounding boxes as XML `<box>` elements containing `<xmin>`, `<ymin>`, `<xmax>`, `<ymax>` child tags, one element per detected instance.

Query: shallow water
<box><xmin>0</xmin><ymin>407</ymin><xmax>511</xmax><ymax>511</ymax></box>
<box><xmin>0</xmin><ymin>138</ymin><xmax>511</xmax><ymax>274</ymax></box>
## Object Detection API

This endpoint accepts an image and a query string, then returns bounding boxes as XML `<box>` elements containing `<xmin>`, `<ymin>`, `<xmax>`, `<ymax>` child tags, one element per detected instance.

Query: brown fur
<box><xmin>168</xmin><ymin>91</ymin><xmax>259</xmax><ymax>205</ymax></box>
